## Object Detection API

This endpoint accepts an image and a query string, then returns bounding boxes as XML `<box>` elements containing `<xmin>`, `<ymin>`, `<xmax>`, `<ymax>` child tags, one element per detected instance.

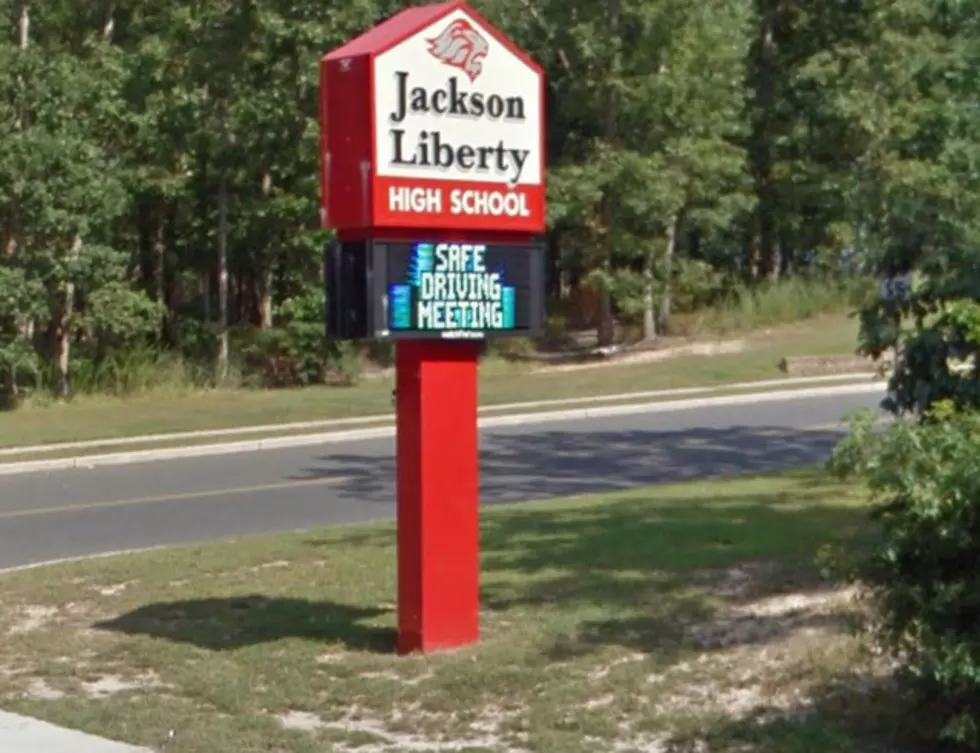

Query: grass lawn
<box><xmin>0</xmin><ymin>314</ymin><xmax>861</xmax><ymax>449</ymax></box>
<box><xmin>0</xmin><ymin>467</ymin><xmax>914</xmax><ymax>753</ymax></box>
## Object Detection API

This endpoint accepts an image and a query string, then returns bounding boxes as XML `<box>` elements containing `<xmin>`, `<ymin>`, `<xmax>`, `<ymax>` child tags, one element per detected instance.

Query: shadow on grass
<box><xmin>476</xmin><ymin>466</ymin><xmax>869</xmax><ymax>651</ymax></box>
<box><xmin>480</xmin><ymin>470</ymin><xmax>852</xmax><ymax>582</ymax></box>
<box><xmin>94</xmin><ymin>596</ymin><xmax>396</xmax><ymax>653</ymax></box>
<box><xmin>667</xmin><ymin>672</ymin><xmax>959</xmax><ymax>753</ymax></box>
<box><xmin>90</xmin><ymin>467</ymin><xmax>866</xmax><ymax>660</ymax></box>
<box><xmin>91</xmin><ymin>425</ymin><xmax>873</xmax><ymax>662</ymax></box>
<box><xmin>82</xmin><ymin>429</ymin><xmax>909</xmax><ymax>749</ymax></box>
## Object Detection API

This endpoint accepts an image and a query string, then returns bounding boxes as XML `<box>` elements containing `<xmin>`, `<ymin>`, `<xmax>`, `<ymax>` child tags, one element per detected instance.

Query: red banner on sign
<box><xmin>372</xmin><ymin>175</ymin><xmax>544</xmax><ymax>231</ymax></box>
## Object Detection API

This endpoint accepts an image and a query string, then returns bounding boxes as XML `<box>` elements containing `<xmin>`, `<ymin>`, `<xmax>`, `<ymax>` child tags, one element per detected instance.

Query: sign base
<box><xmin>395</xmin><ymin>339</ymin><xmax>480</xmax><ymax>654</ymax></box>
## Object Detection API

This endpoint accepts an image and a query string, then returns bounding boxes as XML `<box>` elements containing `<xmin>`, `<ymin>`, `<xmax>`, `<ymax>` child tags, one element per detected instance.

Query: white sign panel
<box><xmin>372</xmin><ymin>9</ymin><xmax>542</xmax><ymax>189</ymax></box>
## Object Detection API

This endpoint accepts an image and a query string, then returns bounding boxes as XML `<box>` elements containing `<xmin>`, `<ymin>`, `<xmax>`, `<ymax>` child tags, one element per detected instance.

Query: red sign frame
<box><xmin>320</xmin><ymin>1</ymin><xmax>546</xmax><ymax>235</ymax></box>
<box><xmin>320</xmin><ymin>1</ymin><xmax>547</xmax><ymax>655</ymax></box>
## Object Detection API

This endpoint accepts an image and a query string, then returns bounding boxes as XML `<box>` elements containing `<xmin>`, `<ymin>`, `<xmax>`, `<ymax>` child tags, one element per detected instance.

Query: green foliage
<box><xmin>542</xmin><ymin>0</ymin><xmax>754</xmax><ymax>323</ymax></box>
<box><xmin>0</xmin><ymin>0</ymin><xmax>961</xmax><ymax>403</ymax></box>
<box><xmin>238</xmin><ymin>288</ymin><xmax>362</xmax><ymax>388</ymax></box>
<box><xmin>240</xmin><ymin>327</ymin><xmax>323</xmax><ymax>388</ymax></box>
<box><xmin>830</xmin><ymin>11</ymin><xmax>980</xmax><ymax>743</ymax></box>
<box><xmin>829</xmin><ymin>406</ymin><xmax>980</xmax><ymax>748</ymax></box>
<box><xmin>68</xmin><ymin>348</ymin><xmax>202</xmax><ymax>397</ymax></box>
<box><xmin>862</xmin><ymin>263</ymin><xmax>980</xmax><ymax>416</ymax></box>
<box><xmin>840</xmin><ymin>0</ymin><xmax>980</xmax><ymax>417</ymax></box>
<box><xmin>0</xmin><ymin>265</ymin><xmax>45</xmax><ymax>404</ymax></box>
<box><xmin>674</xmin><ymin>275</ymin><xmax>870</xmax><ymax>336</ymax></box>
<box><xmin>79</xmin><ymin>283</ymin><xmax>163</xmax><ymax>348</ymax></box>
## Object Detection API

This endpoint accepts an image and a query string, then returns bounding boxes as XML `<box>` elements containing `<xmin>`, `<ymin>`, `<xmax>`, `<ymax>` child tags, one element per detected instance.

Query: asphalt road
<box><xmin>0</xmin><ymin>390</ymin><xmax>884</xmax><ymax>570</ymax></box>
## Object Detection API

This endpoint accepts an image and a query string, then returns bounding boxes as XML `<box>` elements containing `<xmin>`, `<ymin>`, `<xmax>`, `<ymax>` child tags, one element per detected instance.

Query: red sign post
<box><xmin>319</xmin><ymin>1</ymin><xmax>545</xmax><ymax>654</ymax></box>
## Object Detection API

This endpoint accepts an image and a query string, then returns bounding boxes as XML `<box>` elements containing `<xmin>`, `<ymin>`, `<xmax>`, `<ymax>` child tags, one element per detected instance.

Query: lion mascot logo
<box><xmin>426</xmin><ymin>19</ymin><xmax>489</xmax><ymax>82</ymax></box>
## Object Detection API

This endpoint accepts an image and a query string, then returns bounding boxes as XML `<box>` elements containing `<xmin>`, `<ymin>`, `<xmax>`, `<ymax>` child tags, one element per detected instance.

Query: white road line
<box><xmin>0</xmin><ymin>476</ymin><xmax>352</xmax><ymax>521</ymax></box>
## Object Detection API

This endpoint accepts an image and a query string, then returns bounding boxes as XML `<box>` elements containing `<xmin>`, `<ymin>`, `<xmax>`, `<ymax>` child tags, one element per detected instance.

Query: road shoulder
<box><xmin>0</xmin><ymin>376</ymin><xmax>884</xmax><ymax>476</ymax></box>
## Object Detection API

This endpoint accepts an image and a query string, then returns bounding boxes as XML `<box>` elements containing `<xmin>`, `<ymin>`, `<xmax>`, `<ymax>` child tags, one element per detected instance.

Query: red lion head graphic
<box><xmin>426</xmin><ymin>19</ymin><xmax>489</xmax><ymax>82</ymax></box>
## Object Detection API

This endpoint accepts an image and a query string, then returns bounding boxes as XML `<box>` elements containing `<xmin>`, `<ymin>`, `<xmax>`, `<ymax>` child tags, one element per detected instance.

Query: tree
<box><xmin>839</xmin><ymin>0</ymin><xmax>980</xmax><ymax>416</ymax></box>
<box><xmin>0</xmin><ymin>0</ymin><xmax>909</xmax><ymax>397</ymax></box>
<box><xmin>0</xmin><ymin>3</ymin><xmax>145</xmax><ymax>398</ymax></box>
<box><xmin>543</xmin><ymin>0</ymin><xmax>753</xmax><ymax>341</ymax></box>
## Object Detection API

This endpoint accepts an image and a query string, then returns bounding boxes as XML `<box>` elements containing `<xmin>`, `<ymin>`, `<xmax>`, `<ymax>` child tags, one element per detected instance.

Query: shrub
<box><xmin>696</xmin><ymin>275</ymin><xmax>872</xmax><ymax>335</ymax></box>
<box><xmin>829</xmin><ymin>404</ymin><xmax>980</xmax><ymax>748</ymax></box>
<box><xmin>487</xmin><ymin>337</ymin><xmax>537</xmax><ymax>360</ymax></box>
<box><xmin>69</xmin><ymin>346</ymin><xmax>205</xmax><ymax>395</ymax></box>
<box><xmin>236</xmin><ymin>288</ymin><xmax>361</xmax><ymax>388</ymax></box>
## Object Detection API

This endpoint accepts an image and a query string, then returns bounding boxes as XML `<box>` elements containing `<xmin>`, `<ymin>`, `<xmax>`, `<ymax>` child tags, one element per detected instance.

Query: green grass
<box><xmin>679</xmin><ymin>277</ymin><xmax>870</xmax><ymax>335</ymax></box>
<box><xmin>0</xmin><ymin>314</ymin><xmax>862</xmax><ymax>449</ymax></box>
<box><xmin>0</xmin><ymin>467</ymin><xmax>916</xmax><ymax>753</ymax></box>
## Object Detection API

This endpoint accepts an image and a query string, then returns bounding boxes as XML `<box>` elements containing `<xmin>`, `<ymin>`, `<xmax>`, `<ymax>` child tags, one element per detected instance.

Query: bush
<box><xmin>68</xmin><ymin>346</ymin><xmax>206</xmax><ymax>395</ymax></box>
<box><xmin>235</xmin><ymin>287</ymin><xmax>361</xmax><ymax>388</ymax></box>
<box><xmin>487</xmin><ymin>337</ymin><xmax>537</xmax><ymax>360</ymax></box>
<box><xmin>239</xmin><ymin>325</ymin><xmax>320</xmax><ymax>387</ymax></box>
<box><xmin>829</xmin><ymin>404</ymin><xmax>980</xmax><ymax>748</ymax></box>
<box><xmin>695</xmin><ymin>275</ymin><xmax>873</xmax><ymax>335</ymax></box>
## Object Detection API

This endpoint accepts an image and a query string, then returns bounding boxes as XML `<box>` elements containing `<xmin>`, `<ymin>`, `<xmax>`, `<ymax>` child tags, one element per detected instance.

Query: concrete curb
<box><xmin>0</xmin><ymin>545</ymin><xmax>173</xmax><ymax>575</ymax></box>
<box><xmin>0</xmin><ymin>710</ymin><xmax>152</xmax><ymax>753</ymax></box>
<box><xmin>0</xmin><ymin>381</ymin><xmax>886</xmax><ymax>476</ymax></box>
<box><xmin>0</xmin><ymin>372</ymin><xmax>877</xmax><ymax>459</ymax></box>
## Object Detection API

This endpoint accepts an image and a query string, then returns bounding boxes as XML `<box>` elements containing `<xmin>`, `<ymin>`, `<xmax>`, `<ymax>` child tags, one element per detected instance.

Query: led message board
<box><xmin>383</xmin><ymin>241</ymin><xmax>537</xmax><ymax>338</ymax></box>
<box><xmin>324</xmin><ymin>239</ymin><xmax>545</xmax><ymax>340</ymax></box>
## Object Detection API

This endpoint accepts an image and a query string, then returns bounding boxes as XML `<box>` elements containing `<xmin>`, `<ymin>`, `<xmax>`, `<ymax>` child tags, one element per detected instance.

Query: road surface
<box><xmin>0</xmin><ymin>391</ymin><xmax>883</xmax><ymax>570</ymax></box>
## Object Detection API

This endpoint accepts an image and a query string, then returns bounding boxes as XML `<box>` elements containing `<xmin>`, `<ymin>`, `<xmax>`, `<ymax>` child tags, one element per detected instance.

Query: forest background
<box><xmin>1</xmin><ymin>0</ymin><xmax>976</xmax><ymax>404</ymax></box>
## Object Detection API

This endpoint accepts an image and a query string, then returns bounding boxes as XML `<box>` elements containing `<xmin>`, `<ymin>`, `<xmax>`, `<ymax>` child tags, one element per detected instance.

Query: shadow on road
<box><xmin>288</xmin><ymin>424</ymin><xmax>850</xmax><ymax>504</ymax></box>
<box><xmin>93</xmin><ymin>596</ymin><xmax>396</xmax><ymax>653</ymax></box>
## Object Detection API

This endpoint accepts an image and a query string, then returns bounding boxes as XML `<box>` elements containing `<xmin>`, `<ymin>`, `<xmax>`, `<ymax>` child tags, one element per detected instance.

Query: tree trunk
<box><xmin>56</xmin><ymin>282</ymin><xmax>75</xmax><ymax>398</ymax></box>
<box><xmin>547</xmin><ymin>230</ymin><xmax>564</xmax><ymax>300</ymax></box>
<box><xmin>597</xmin><ymin>276</ymin><xmax>615</xmax><ymax>346</ymax></box>
<box><xmin>597</xmin><ymin>0</ymin><xmax>620</xmax><ymax>348</ymax></box>
<box><xmin>153</xmin><ymin>217</ymin><xmax>167</xmax><ymax>344</ymax></box>
<box><xmin>13</xmin><ymin>5</ymin><xmax>29</xmax><ymax>344</ymax></box>
<box><xmin>153</xmin><ymin>221</ymin><xmax>165</xmax><ymax>305</ymax></box>
<box><xmin>769</xmin><ymin>239</ymin><xmax>781</xmax><ymax>281</ymax></box>
<box><xmin>235</xmin><ymin>273</ymin><xmax>245</xmax><ymax>327</ymax></box>
<box><xmin>749</xmin><ymin>226</ymin><xmax>761</xmax><ymax>279</ymax></box>
<box><xmin>2</xmin><ymin>230</ymin><xmax>14</xmax><ymax>258</ymax></box>
<box><xmin>659</xmin><ymin>213</ymin><xmax>677</xmax><ymax>332</ymax></box>
<box><xmin>55</xmin><ymin>236</ymin><xmax>82</xmax><ymax>399</ymax></box>
<box><xmin>259</xmin><ymin>269</ymin><xmax>273</xmax><ymax>329</ymax></box>
<box><xmin>217</xmin><ymin>173</ymin><xmax>229</xmax><ymax>380</ymax></box>
<box><xmin>196</xmin><ymin>154</ymin><xmax>211</xmax><ymax>323</ymax></box>
<box><xmin>258</xmin><ymin>171</ymin><xmax>274</xmax><ymax>329</ymax></box>
<box><xmin>749</xmin><ymin>1</ymin><xmax>777</xmax><ymax>281</ymax></box>
<box><xmin>103</xmin><ymin>6</ymin><xmax>114</xmax><ymax>43</ymax></box>
<box><xmin>642</xmin><ymin>253</ymin><xmax>656</xmax><ymax>341</ymax></box>
<box><xmin>18</xmin><ymin>5</ymin><xmax>28</xmax><ymax>47</ymax></box>
<box><xmin>201</xmin><ymin>275</ymin><xmax>211</xmax><ymax>321</ymax></box>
